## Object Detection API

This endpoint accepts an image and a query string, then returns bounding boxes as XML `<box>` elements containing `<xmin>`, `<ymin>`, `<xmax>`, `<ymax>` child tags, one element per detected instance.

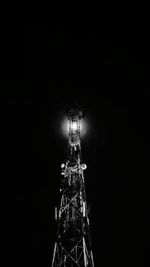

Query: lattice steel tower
<box><xmin>51</xmin><ymin>109</ymin><xmax>94</xmax><ymax>267</ymax></box>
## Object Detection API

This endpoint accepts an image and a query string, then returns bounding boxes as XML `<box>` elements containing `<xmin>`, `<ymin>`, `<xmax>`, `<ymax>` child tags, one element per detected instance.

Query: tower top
<box><xmin>67</xmin><ymin>108</ymin><xmax>83</xmax><ymax>119</ymax></box>
<box><xmin>68</xmin><ymin>109</ymin><xmax>81</xmax><ymax>147</ymax></box>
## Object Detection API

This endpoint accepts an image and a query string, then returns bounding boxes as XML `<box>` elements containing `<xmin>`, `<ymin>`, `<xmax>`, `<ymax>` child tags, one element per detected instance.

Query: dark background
<box><xmin>1</xmin><ymin>8</ymin><xmax>150</xmax><ymax>267</ymax></box>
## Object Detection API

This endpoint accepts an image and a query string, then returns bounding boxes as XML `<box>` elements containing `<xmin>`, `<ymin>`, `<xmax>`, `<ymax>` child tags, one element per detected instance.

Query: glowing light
<box><xmin>61</xmin><ymin>116</ymin><xmax>89</xmax><ymax>139</ymax></box>
<box><xmin>71</xmin><ymin>122</ymin><xmax>77</xmax><ymax>131</ymax></box>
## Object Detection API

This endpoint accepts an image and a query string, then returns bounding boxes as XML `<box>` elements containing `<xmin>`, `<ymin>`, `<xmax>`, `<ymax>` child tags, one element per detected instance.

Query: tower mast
<box><xmin>51</xmin><ymin>108</ymin><xmax>94</xmax><ymax>267</ymax></box>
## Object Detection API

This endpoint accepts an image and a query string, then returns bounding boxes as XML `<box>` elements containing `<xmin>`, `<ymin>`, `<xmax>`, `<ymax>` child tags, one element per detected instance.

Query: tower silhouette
<box><xmin>51</xmin><ymin>108</ymin><xmax>94</xmax><ymax>266</ymax></box>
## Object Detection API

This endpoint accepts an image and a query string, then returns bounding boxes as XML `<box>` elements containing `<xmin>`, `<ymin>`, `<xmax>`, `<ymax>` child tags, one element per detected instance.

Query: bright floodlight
<box><xmin>71</xmin><ymin>122</ymin><xmax>77</xmax><ymax>131</ymax></box>
<box><xmin>61</xmin><ymin>108</ymin><xmax>88</xmax><ymax>139</ymax></box>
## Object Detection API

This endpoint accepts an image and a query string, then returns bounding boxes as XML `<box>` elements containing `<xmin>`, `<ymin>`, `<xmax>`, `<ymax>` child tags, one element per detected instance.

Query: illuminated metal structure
<box><xmin>51</xmin><ymin>109</ymin><xmax>94</xmax><ymax>267</ymax></box>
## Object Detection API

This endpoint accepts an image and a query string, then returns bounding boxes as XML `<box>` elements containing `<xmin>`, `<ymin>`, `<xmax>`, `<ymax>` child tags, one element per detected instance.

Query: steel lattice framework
<box><xmin>51</xmin><ymin>109</ymin><xmax>94</xmax><ymax>267</ymax></box>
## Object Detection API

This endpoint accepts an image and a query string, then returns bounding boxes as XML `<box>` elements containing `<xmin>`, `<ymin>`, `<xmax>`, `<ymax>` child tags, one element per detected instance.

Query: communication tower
<box><xmin>51</xmin><ymin>108</ymin><xmax>94</xmax><ymax>266</ymax></box>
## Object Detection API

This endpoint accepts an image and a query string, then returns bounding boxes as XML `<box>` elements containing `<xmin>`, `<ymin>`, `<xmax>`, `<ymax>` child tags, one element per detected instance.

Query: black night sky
<box><xmin>1</xmin><ymin>9</ymin><xmax>150</xmax><ymax>267</ymax></box>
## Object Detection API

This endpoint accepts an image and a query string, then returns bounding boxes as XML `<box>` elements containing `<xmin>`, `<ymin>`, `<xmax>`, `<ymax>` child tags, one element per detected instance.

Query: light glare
<box><xmin>71</xmin><ymin>122</ymin><xmax>77</xmax><ymax>131</ymax></box>
<box><xmin>61</xmin><ymin>117</ymin><xmax>88</xmax><ymax>139</ymax></box>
